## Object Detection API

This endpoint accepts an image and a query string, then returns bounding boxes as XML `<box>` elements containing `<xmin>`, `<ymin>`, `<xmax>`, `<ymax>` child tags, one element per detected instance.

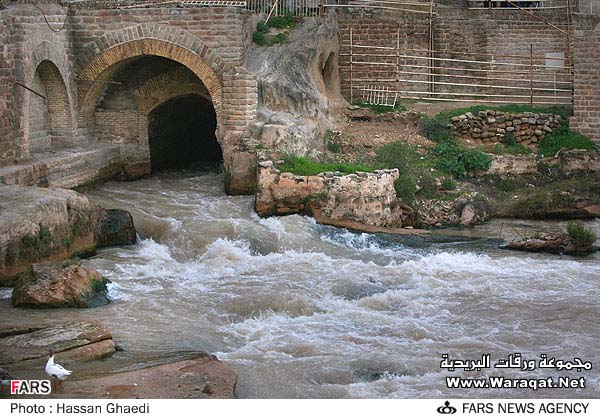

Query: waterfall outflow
<box><xmin>2</xmin><ymin>170</ymin><xmax>598</xmax><ymax>399</ymax></box>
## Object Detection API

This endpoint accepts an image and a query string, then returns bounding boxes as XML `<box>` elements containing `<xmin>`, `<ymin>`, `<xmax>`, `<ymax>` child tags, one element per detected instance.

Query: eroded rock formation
<box><xmin>256</xmin><ymin>159</ymin><xmax>409</xmax><ymax>229</ymax></box>
<box><xmin>245</xmin><ymin>12</ymin><xmax>346</xmax><ymax>158</ymax></box>
<box><xmin>0</xmin><ymin>320</ymin><xmax>116</xmax><ymax>365</ymax></box>
<box><xmin>12</xmin><ymin>261</ymin><xmax>109</xmax><ymax>309</ymax></box>
<box><xmin>0</xmin><ymin>185</ymin><xmax>136</xmax><ymax>285</ymax></box>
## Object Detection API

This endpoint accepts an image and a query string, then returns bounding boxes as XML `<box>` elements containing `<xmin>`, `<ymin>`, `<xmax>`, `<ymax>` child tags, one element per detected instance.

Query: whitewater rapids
<box><xmin>1</xmin><ymin>171</ymin><xmax>598</xmax><ymax>398</ymax></box>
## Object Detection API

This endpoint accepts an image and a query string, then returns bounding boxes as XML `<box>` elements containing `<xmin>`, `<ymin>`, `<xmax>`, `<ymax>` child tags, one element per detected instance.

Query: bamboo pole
<box><xmin>394</xmin><ymin>96</ymin><xmax>570</xmax><ymax>105</ymax></box>
<box><xmin>346</xmin><ymin>60</ymin><xmax>573</xmax><ymax>77</ymax></box>
<box><xmin>364</xmin><ymin>78</ymin><xmax>570</xmax><ymax>93</ymax></box>
<box><xmin>265</xmin><ymin>0</ymin><xmax>279</xmax><ymax>24</ymax></box>
<box><xmin>350</xmin><ymin>26</ymin><xmax>354</xmax><ymax>104</ymax></box>
<box><xmin>530</xmin><ymin>44</ymin><xmax>534</xmax><ymax>107</ymax></box>
<box><xmin>429</xmin><ymin>0</ymin><xmax>434</xmax><ymax>95</ymax></box>
<box><xmin>351</xmin><ymin>74</ymin><xmax>572</xmax><ymax>86</ymax></box>
<box><xmin>396</xmin><ymin>25</ymin><xmax>400</xmax><ymax>97</ymax></box>
<box><xmin>390</xmin><ymin>90</ymin><xmax>571</xmax><ymax>100</ymax></box>
<box><xmin>565</xmin><ymin>0</ymin><xmax>572</xmax><ymax>69</ymax></box>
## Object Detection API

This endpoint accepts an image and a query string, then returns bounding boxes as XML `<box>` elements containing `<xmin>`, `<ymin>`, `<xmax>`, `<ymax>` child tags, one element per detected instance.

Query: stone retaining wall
<box><xmin>450</xmin><ymin>111</ymin><xmax>563</xmax><ymax>147</ymax></box>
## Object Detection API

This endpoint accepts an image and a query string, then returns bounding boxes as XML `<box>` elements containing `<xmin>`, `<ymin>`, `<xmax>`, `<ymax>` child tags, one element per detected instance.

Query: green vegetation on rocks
<box><xmin>537</xmin><ymin>125</ymin><xmax>598</xmax><ymax>157</ymax></box>
<box><xmin>277</xmin><ymin>156</ymin><xmax>374</xmax><ymax>176</ymax></box>
<box><xmin>253</xmin><ymin>14</ymin><xmax>296</xmax><ymax>47</ymax></box>
<box><xmin>566</xmin><ymin>222</ymin><xmax>597</xmax><ymax>249</ymax></box>
<box><xmin>354</xmin><ymin>101</ymin><xmax>406</xmax><ymax>114</ymax></box>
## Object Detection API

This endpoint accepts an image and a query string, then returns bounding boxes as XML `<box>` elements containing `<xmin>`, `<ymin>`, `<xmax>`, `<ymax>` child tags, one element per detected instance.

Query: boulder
<box><xmin>453</xmin><ymin>197</ymin><xmax>491</xmax><ymax>227</ymax></box>
<box><xmin>500</xmin><ymin>233</ymin><xmax>598</xmax><ymax>256</ymax></box>
<box><xmin>0</xmin><ymin>186</ymin><xmax>100</xmax><ymax>285</ymax></box>
<box><xmin>0</xmin><ymin>186</ymin><xmax>137</xmax><ymax>286</ymax></box>
<box><xmin>0</xmin><ymin>320</ymin><xmax>115</xmax><ymax>364</ymax></box>
<box><xmin>11</xmin><ymin>261</ymin><xmax>109</xmax><ymax>309</ymax></box>
<box><xmin>95</xmin><ymin>209</ymin><xmax>136</xmax><ymax>248</ymax></box>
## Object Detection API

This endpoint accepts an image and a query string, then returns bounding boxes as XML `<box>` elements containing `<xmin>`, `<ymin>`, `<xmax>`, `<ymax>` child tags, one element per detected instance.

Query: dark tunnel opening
<box><xmin>148</xmin><ymin>95</ymin><xmax>222</xmax><ymax>171</ymax></box>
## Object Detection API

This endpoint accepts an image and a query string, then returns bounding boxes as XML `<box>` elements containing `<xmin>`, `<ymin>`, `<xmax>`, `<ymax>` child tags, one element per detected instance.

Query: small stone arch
<box><xmin>77</xmin><ymin>35</ymin><xmax>227</xmax><ymax>135</ymax></box>
<box><xmin>26</xmin><ymin>59</ymin><xmax>73</xmax><ymax>153</ymax></box>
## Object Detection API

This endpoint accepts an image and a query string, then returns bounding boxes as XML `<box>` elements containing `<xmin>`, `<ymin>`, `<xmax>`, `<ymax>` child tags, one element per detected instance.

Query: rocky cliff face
<box><xmin>255</xmin><ymin>159</ymin><xmax>407</xmax><ymax>228</ymax></box>
<box><xmin>245</xmin><ymin>12</ymin><xmax>347</xmax><ymax>158</ymax></box>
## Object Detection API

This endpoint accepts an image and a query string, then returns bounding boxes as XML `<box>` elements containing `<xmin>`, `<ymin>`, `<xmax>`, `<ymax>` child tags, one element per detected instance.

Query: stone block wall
<box><xmin>449</xmin><ymin>110</ymin><xmax>563</xmax><ymax>147</ymax></box>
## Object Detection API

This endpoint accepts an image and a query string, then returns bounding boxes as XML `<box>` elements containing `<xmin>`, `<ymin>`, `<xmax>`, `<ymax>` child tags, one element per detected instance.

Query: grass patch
<box><xmin>567</xmin><ymin>222</ymin><xmax>597</xmax><ymax>249</ymax></box>
<box><xmin>537</xmin><ymin>124</ymin><xmax>598</xmax><ymax>157</ymax></box>
<box><xmin>434</xmin><ymin>104</ymin><xmax>573</xmax><ymax>123</ymax></box>
<box><xmin>355</xmin><ymin>100</ymin><xmax>406</xmax><ymax>114</ymax></box>
<box><xmin>277</xmin><ymin>156</ymin><xmax>374</xmax><ymax>176</ymax></box>
<box><xmin>376</xmin><ymin>141</ymin><xmax>446</xmax><ymax>203</ymax></box>
<box><xmin>253</xmin><ymin>14</ymin><xmax>296</xmax><ymax>47</ymax></box>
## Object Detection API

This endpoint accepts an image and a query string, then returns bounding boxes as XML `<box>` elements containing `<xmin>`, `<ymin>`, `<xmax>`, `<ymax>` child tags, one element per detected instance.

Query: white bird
<box><xmin>45</xmin><ymin>351</ymin><xmax>72</xmax><ymax>389</ymax></box>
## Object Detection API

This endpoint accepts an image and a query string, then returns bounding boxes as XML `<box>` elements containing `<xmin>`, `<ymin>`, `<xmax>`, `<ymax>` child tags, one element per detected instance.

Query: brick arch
<box><xmin>133</xmin><ymin>67</ymin><xmax>211</xmax><ymax>115</ymax></box>
<box><xmin>26</xmin><ymin>60</ymin><xmax>74</xmax><ymax>153</ymax></box>
<box><xmin>21</xmin><ymin>40</ymin><xmax>75</xmax><ymax>155</ymax></box>
<box><xmin>77</xmin><ymin>31</ymin><xmax>229</xmax><ymax>130</ymax></box>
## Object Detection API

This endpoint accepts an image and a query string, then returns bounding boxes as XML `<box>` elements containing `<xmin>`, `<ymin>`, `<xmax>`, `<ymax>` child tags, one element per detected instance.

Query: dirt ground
<box><xmin>332</xmin><ymin>100</ymin><xmax>486</xmax><ymax>162</ymax></box>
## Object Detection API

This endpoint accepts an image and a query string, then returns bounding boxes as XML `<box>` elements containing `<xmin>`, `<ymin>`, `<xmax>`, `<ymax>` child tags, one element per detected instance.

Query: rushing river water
<box><xmin>1</xmin><ymin>170</ymin><xmax>599</xmax><ymax>398</ymax></box>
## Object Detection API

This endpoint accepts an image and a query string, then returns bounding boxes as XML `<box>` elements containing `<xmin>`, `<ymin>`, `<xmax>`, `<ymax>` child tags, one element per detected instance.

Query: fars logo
<box><xmin>10</xmin><ymin>380</ymin><xmax>52</xmax><ymax>395</ymax></box>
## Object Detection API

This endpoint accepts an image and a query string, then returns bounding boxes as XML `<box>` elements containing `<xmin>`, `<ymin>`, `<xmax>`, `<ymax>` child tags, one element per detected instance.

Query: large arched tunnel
<box><xmin>92</xmin><ymin>56</ymin><xmax>223</xmax><ymax>174</ymax></box>
<box><xmin>148</xmin><ymin>95</ymin><xmax>222</xmax><ymax>171</ymax></box>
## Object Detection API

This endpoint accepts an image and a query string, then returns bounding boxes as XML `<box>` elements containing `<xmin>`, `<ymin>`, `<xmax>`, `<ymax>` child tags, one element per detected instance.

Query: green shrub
<box><xmin>268</xmin><ymin>14</ymin><xmax>295</xmax><ymax>29</ymax></box>
<box><xmin>462</xmin><ymin>148</ymin><xmax>492</xmax><ymax>172</ymax></box>
<box><xmin>256</xmin><ymin>21</ymin><xmax>268</xmax><ymax>33</ymax></box>
<box><xmin>503</xmin><ymin>131</ymin><xmax>516</xmax><ymax>146</ymax></box>
<box><xmin>269</xmin><ymin>32</ymin><xmax>288</xmax><ymax>45</ymax></box>
<box><xmin>431</xmin><ymin>142</ymin><xmax>491</xmax><ymax>177</ymax></box>
<box><xmin>376</xmin><ymin>142</ymin><xmax>440</xmax><ymax>202</ymax></box>
<box><xmin>252</xmin><ymin>31</ymin><xmax>266</xmax><ymax>46</ymax></box>
<box><xmin>419</xmin><ymin>117</ymin><xmax>454</xmax><ymax>142</ymax></box>
<box><xmin>431</xmin><ymin>141</ymin><xmax>465</xmax><ymax>177</ymax></box>
<box><xmin>394</xmin><ymin>174</ymin><xmax>417</xmax><ymax>203</ymax></box>
<box><xmin>566</xmin><ymin>222</ymin><xmax>597</xmax><ymax>249</ymax></box>
<box><xmin>277</xmin><ymin>156</ymin><xmax>373</xmax><ymax>176</ymax></box>
<box><xmin>376</xmin><ymin>141</ymin><xmax>419</xmax><ymax>171</ymax></box>
<box><xmin>441</xmin><ymin>177</ymin><xmax>457</xmax><ymax>191</ymax></box>
<box><xmin>538</xmin><ymin>125</ymin><xmax>598</xmax><ymax>157</ymax></box>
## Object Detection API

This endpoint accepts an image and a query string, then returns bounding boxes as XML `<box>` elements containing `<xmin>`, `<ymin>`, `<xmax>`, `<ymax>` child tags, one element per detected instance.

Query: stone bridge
<box><xmin>0</xmin><ymin>1</ymin><xmax>258</xmax><ymax>193</ymax></box>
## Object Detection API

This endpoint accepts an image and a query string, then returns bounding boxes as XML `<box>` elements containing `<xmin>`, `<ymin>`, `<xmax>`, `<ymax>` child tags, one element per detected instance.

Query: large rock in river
<box><xmin>95</xmin><ymin>209</ymin><xmax>136</xmax><ymax>248</ymax></box>
<box><xmin>0</xmin><ymin>320</ymin><xmax>116</xmax><ymax>365</ymax></box>
<box><xmin>0</xmin><ymin>186</ymin><xmax>99</xmax><ymax>285</ymax></box>
<box><xmin>0</xmin><ymin>185</ymin><xmax>136</xmax><ymax>285</ymax></box>
<box><xmin>11</xmin><ymin>261</ymin><xmax>109</xmax><ymax>308</ymax></box>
